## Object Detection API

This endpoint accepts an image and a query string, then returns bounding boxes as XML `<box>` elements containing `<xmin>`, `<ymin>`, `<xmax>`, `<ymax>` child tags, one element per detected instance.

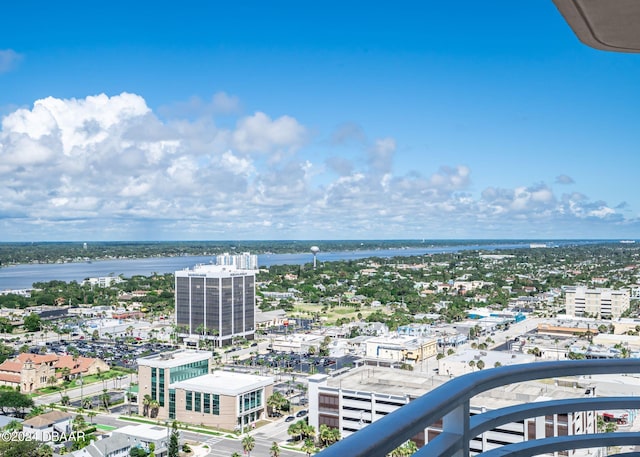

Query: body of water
<box><xmin>0</xmin><ymin>241</ymin><xmax>593</xmax><ymax>290</ymax></box>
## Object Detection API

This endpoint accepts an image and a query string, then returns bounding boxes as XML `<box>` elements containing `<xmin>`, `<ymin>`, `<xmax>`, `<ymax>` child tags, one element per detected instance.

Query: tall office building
<box><xmin>175</xmin><ymin>265</ymin><xmax>255</xmax><ymax>346</ymax></box>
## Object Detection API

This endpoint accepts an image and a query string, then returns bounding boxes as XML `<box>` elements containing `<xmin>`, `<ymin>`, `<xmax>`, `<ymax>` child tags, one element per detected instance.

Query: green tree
<box><xmin>269</xmin><ymin>441</ymin><xmax>281</xmax><ymax>457</ymax></box>
<box><xmin>302</xmin><ymin>438</ymin><xmax>315</xmax><ymax>457</ymax></box>
<box><xmin>288</xmin><ymin>420</ymin><xmax>304</xmax><ymax>442</ymax></box>
<box><xmin>149</xmin><ymin>399</ymin><xmax>160</xmax><ymax>418</ymax></box>
<box><xmin>241</xmin><ymin>434</ymin><xmax>255</xmax><ymax>457</ymax></box>
<box><xmin>23</xmin><ymin>313</ymin><xmax>42</xmax><ymax>332</ymax></box>
<box><xmin>142</xmin><ymin>394</ymin><xmax>152</xmax><ymax>417</ymax></box>
<box><xmin>0</xmin><ymin>341</ymin><xmax>14</xmax><ymax>363</ymax></box>
<box><xmin>130</xmin><ymin>447</ymin><xmax>148</xmax><ymax>457</ymax></box>
<box><xmin>0</xmin><ymin>439</ymin><xmax>44</xmax><ymax>457</ymax></box>
<box><xmin>0</xmin><ymin>390</ymin><xmax>34</xmax><ymax>416</ymax></box>
<box><xmin>267</xmin><ymin>391</ymin><xmax>287</xmax><ymax>417</ymax></box>
<box><xmin>100</xmin><ymin>389</ymin><xmax>111</xmax><ymax>410</ymax></box>
<box><xmin>319</xmin><ymin>424</ymin><xmax>340</xmax><ymax>448</ymax></box>
<box><xmin>168</xmin><ymin>421</ymin><xmax>180</xmax><ymax>457</ymax></box>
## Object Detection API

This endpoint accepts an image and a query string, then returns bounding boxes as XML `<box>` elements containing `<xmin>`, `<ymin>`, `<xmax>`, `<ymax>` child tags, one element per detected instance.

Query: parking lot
<box><xmin>35</xmin><ymin>338</ymin><xmax>178</xmax><ymax>369</ymax></box>
<box><xmin>239</xmin><ymin>351</ymin><xmax>360</xmax><ymax>375</ymax></box>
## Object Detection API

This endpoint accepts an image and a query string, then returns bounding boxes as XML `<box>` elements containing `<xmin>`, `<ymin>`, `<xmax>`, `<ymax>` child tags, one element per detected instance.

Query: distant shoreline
<box><xmin>0</xmin><ymin>240</ymin><xmax>630</xmax><ymax>291</ymax></box>
<box><xmin>0</xmin><ymin>239</ymin><xmax>624</xmax><ymax>268</ymax></box>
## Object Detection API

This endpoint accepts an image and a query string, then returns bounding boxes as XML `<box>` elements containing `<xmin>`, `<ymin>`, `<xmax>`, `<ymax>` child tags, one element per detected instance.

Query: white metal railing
<box><xmin>315</xmin><ymin>359</ymin><xmax>640</xmax><ymax>457</ymax></box>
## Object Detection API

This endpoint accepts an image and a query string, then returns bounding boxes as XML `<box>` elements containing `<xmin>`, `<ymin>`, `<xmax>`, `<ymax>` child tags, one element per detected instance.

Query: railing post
<box><xmin>443</xmin><ymin>399</ymin><xmax>470</xmax><ymax>457</ymax></box>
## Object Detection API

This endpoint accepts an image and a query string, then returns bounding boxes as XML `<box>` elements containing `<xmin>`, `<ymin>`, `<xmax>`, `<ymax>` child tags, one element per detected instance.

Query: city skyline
<box><xmin>1</xmin><ymin>2</ymin><xmax>639</xmax><ymax>241</ymax></box>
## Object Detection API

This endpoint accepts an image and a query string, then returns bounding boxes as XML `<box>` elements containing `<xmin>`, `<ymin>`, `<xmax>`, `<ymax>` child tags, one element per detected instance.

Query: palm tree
<box><xmin>319</xmin><ymin>424</ymin><xmax>340</xmax><ymax>448</ymax></box>
<box><xmin>100</xmin><ymin>389</ymin><xmax>111</xmax><ymax>411</ymax></box>
<box><xmin>241</xmin><ymin>434</ymin><xmax>255</xmax><ymax>457</ymax></box>
<box><xmin>60</xmin><ymin>366</ymin><xmax>71</xmax><ymax>381</ymax></box>
<box><xmin>302</xmin><ymin>438</ymin><xmax>315</xmax><ymax>457</ymax></box>
<box><xmin>26</xmin><ymin>405</ymin><xmax>46</xmax><ymax>419</ymax></box>
<box><xmin>142</xmin><ymin>394</ymin><xmax>152</xmax><ymax>417</ymax></box>
<box><xmin>149</xmin><ymin>399</ymin><xmax>160</xmax><ymax>418</ymax></box>
<box><xmin>73</xmin><ymin>414</ymin><xmax>86</xmax><ymax>432</ymax></box>
<box><xmin>82</xmin><ymin>397</ymin><xmax>93</xmax><ymax>410</ymax></box>
<box><xmin>267</xmin><ymin>391</ymin><xmax>286</xmax><ymax>417</ymax></box>
<box><xmin>269</xmin><ymin>441</ymin><xmax>281</xmax><ymax>457</ymax></box>
<box><xmin>301</xmin><ymin>422</ymin><xmax>316</xmax><ymax>442</ymax></box>
<box><xmin>87</xmin><ymin>410</ymin><xmax>97</xmax><ymax>424</ymax></box>
<box><xmin>288</xmin><ymin>420</ymin><xmax>303</xmax><ymax>442</ymax></box>
<box><xmin>61</xmin><ymin>395</ymin><xmax>70</xmax><ymax>406</ymax></box>
<box><xmin>3</xmin><ymin>419</ymin><xmax>22</xmax><ymax>431</ymax></box>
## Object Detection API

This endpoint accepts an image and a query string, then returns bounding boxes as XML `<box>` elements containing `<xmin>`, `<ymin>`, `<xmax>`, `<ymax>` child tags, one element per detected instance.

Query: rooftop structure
<box><xmin>137</xmin><ymin>349</ymin><xmax>212</xmax><ymax>369</ymax></box>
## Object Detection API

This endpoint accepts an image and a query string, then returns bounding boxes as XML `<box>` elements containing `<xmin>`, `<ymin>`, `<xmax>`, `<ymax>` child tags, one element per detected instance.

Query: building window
<box><xmin>159</xmin><ymin>369</ymin><xmax>165</xmax><ymax>407</ymax></box>
<box><xmin>204</xmin><ymin>393</ymin><xmax>211</xmax><ymax>414</ymax></box>
<box><xmin>186</xmin><ymin>391</ymin><xmax>193</xmax><ymax>411</ymax></box>
<box><xmin>169</xmin><ymin>360</ymin><xmax>209</xmax><ymax>383</ymax></box>
<box><xmin>169</xmin><ymin>389</ymin><xmax>176</xmax><ymax>419</ymax></box>
<box><xmin>195</xmin><ymin>392</ymin><xmax>201</xmax><ymax>412</ymax></box>
<box><xmin>239</xmin><ymin>389</ymin><xmax>263</xmax><ymax>413</ymax></box>
<box><xmin>319</xmin><ymin>393</ymin><xmax>339</xmax><ymax>412</ymax></box>
<box><xmin>151</xmin><ymin>368</ymin><xmax>157</xmax><ymax>402</ymax></box>
<box><xmin>212</xmin><ymin>394</ymin><xmax>220</xmax><ymax>415</ymax></box>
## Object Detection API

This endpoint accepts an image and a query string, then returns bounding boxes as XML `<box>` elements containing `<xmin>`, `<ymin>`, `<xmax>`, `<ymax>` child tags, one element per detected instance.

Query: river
<box><xmin>0</xmin><ymin>241</ymin><xmax>588</xmax><ymax>290</ymax></box>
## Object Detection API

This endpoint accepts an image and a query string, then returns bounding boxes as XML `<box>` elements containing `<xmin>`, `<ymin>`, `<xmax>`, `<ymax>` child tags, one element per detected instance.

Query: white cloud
<box><xmin>0</xmin><ymin>92</ymin><xmax>636</xmax><ymax>241</ymax></box>
<box><xmin>232</xmin><ymin>112</ymin><xmax>307</xmax><ymax>154</ymax></box>
<box><xmin>212</xmin><ymin>91</ymin><xmax>241</xmax><ymax>114</ymax></box>
<box><xmin>555</xmin><ymin>174</ymin><xmax>574</xmax><ymax>185</ymax></box>
<box><xmin>0</xmin><ymin>49</ymin><xmax>23</xmax><ymax>74</ymax></box>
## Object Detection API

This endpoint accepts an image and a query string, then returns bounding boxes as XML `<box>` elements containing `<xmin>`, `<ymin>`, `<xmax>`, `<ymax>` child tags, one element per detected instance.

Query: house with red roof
<box><xmin>0</xmin><ymin>352</ymin><xmax>109</xmax><ymax>393</ymax></box>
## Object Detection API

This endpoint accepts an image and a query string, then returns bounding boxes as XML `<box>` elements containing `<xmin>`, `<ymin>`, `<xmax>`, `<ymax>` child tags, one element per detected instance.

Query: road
<box><xmin>91</xmin><ymin>412</ymin><xmax>303</xmax><ymax>457</ymax></box>
<box><xmin>34</xmin><ymin>374</ymin><xmax>137</xmax><ymax>405</ymax></box>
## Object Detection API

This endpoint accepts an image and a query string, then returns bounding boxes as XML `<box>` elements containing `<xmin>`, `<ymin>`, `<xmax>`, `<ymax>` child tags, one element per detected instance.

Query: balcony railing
<box><xmin>315</xmin><ymin>359</ymin><xmax>640</xmax><ymax>457</ymax></box>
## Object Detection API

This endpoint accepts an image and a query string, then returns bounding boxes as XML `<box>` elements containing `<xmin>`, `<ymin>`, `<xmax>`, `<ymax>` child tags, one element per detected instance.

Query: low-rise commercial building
<box><xmin>138</xmin><ymin>350</ymin><xmax>273</xmax><ymax>431</ymax></box>
<box><xmin>364</xmin><ymin>335</ymin><xmax>437</xmax><ymax>363</ymax></box>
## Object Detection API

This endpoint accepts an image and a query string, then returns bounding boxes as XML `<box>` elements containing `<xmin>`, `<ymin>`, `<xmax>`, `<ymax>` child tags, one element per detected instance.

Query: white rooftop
<box><xmin>137</xmin><ymin>350</ymin><xmax>211</xmax><ymax>368</ymax></box>
<box><xmin>170</xmin><ymin>371</ymin><xmax>274</xmax><ymax>396</ymax></box>
<box><xmin>115</xmin><ymin>423</ymin><xmax>170</xmax><ymax>440</ymax></box>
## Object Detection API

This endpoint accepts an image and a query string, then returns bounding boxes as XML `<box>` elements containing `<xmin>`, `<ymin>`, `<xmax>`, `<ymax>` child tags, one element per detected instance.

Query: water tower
<box><xmin>310</xmin><ymin>246</ymin><xmax>320</xmax><ymax>269</ymax></box>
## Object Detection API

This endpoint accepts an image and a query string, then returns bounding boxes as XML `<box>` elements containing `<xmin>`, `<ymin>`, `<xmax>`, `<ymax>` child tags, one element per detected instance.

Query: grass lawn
<box><xmin>95</xmin><ymin>424</ymin><xmax>117</xmax><ymax>431</ymax></box>
<box><xmin>291</xmin><ymin>302</ymin><xmax>386</xmax><ymax>324</ymax></box>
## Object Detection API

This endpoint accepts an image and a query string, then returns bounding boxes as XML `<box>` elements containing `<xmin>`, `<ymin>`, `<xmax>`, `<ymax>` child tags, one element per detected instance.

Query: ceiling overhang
<box><xmin>553</xmin><ymin>0</ymin><xmax>640</xmax><ymax>53</ymax></box>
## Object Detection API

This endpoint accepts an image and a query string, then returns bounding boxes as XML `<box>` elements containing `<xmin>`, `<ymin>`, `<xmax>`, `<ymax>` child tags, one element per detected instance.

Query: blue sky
<box><xmin>1</xmin><ymin>1</ymin><xmax>639</xmax><ymax>241</ymax></box>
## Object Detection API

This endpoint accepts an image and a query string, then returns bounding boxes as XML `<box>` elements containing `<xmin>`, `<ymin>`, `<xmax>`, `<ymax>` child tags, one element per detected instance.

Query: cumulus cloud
<box><xmin>0</xmin><ymin>92</ymin><xmax>636</xmax><ymax>240</ymax></box>
<box><xmin>232</xmin><ymin>111</ymin><xmax>307</xmax><ymax>155</ymax></box>
<box><xmin>555</xmin><ymin>174</ymin><xmax>575</xmax><ymax>185</ymax></box>
<box><xmin>0</xmin><ymin>49</ymin><xmax>22</xmax><ymax>74</ymax></box>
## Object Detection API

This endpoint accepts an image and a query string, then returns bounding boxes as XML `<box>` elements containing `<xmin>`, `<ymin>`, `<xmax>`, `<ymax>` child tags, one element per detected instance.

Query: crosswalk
<box><xmin>202</xmin><ymin>436</ymin><xmax>225</xmax><ymax>456</ymax></box>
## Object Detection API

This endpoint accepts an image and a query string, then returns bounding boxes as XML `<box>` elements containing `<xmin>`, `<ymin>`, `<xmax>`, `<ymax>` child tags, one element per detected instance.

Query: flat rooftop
<box><xmin>115</xmin><ymin>423</ymin><xmax>170</xmax><ymax>440</ymax></box>
<box><xmin>170</xmin><ymin>371</ymin><xmax>274</xmax><ymax>396</ymax></box>
<box><xmin>322</xmin><ymin>366</ymin><xmax>591</xmax><ymax>409</ymax></box>
<box><xmin>137</xmin><ymin>350</ymin><xmax>211</xmax><ymax>368</ymax></box>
